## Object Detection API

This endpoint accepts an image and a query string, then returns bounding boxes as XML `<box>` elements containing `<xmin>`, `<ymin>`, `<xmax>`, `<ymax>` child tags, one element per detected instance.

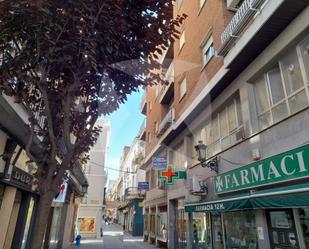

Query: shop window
<box><xmin>150</xmin><ymin>214</ymin><xmax>156</xmax><ymax>234</ymax></box>
<box><xmin>176</xmin><ymin>199</ymin><xmax>187</xmax><ymax>249</ymax></box>
<box><xmin>299</xmin><ymin>208</ymin><xmax>309</xmax><ymax>248</ymax></box>
<box><xmin>193</xmin><ymin>212</ymin><xmax>212</xmax><ymax>248</ymax></box>
<box><xmin>212</xmin><ymin>213</ymin><xmax>224</xmax><ymax>249</ymax></box>
<box><xmin>21</xmin><ymin>197</ymin><xmax>35</xmax><ymax>249</ymax></box>
<box><xmin>157</xmin><ymin>210</ymin><xmax>168</xmax><ymax>241</ymax></box>
<box><xmin>223</xmin><ymin>211</ymin><xmax>259</xmax><ymax>249</ymax></box>
<box><xmin>253</xmin><ymin>35</ymin><xmax>309</xmax><ymax>130</ymax></box>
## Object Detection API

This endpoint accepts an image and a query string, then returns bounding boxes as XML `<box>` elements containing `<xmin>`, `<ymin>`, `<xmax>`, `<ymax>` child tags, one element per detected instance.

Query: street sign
<box><xmin>138</xmin><ymin>182</ymin><xmax>149</xmax><ymax>190</ymax></box>
<box><xmin>159</xmin><ymin>164</ymin><xmax>186</xmax><ymax>185</ymax></box>
<box><xmin>152</xmin><ymin>156</ymin><xmax>167</xmax><ymax>170</ymax></box>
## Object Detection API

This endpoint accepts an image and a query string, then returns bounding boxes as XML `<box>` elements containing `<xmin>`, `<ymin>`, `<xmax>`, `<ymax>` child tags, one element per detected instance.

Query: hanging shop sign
<box><xmin>138</xmin><ymin>182</ymin><xmax>149</xmax><ymax>190</ymax></box>
<box><xmin>53</xmin><ymin>181</ymin><xmax>68</xmax><ymax>203</ymax></box>
<box><xmin>214</xmin><ymin>144</ymin><xmax>309</xmax><ymax>194</ymax></box>
<box><xmin>159</xmin><ymin>164</ymin><xmax>186</xmax><ymax>185</ymax></box>
<box><xmin>152</xmin><ymin>156</ymin><xmax>167</xmax><ymax>170</ymax></box>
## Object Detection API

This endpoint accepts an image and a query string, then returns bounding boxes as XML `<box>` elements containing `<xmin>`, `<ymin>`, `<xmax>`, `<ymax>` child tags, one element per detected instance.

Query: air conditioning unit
<box><xmin>226</xmin><ymin>0</ymin><xmax>242</xmax><ymax>10</ymax></box>
<box><xmin>189</xmin><ymin>175</ymin><xmax>208</xmax><ymax>195</ymax></box>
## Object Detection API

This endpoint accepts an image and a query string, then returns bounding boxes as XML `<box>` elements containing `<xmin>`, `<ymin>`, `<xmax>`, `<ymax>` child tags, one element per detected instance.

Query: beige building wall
<box><xmin>78</xmin><ymin>118</ymin><xmax>110</xmax><ymax>238</ymax></box>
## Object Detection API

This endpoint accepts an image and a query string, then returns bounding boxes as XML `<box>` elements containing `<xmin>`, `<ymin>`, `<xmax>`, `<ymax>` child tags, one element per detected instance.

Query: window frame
<box><xmin>254</xmin><ymin>38</ymin><xmax>309</xmax><ymax>130</ymax></box>
<box><xmin>179</xmin><ymin>77</ymin><xmax>187</xmax><ymax>101</ymax></box>
<box><xmin>201</xmin><ymin>36</ymin><xmax>215</xmax><ymax>68</ymax></box>
<box><xmin>179</xmin><ymin>30</ymin><xmax>186</xmax><ymax>51</ymax></box>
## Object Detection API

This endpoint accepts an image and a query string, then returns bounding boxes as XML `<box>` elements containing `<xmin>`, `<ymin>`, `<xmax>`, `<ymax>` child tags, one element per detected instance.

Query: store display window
<box><xmin>212</xmin><ymin>213</ymin><xmax>224</xmax><ymax>249</ymax></box>
<box><xmin>299</xmin><ymin>208</ymin><xmax>309</xmax><ymax>248</ymax></box>
<box><xmin>193</xmin><ymin>212</ymin><xmax>212</xmax><ymax>249</ymax></box>
<box><xmin>150</xmin><ymin>214</ymin><xmax>156</xmax><ymax>234</ymax></box>
<box><xmin>223</xmin><ymin>211</ymin><xmax>259</xmax><ymax>249</ymax></box>
<box><xmin>157</xmin><ymin>211</ymin><xmax>168</xmax><ymax>240</ymax></box>
<box><xmin>176</xmin><ymin>199</ymin><xmax>187</xmax><ymax>249</ymax></box>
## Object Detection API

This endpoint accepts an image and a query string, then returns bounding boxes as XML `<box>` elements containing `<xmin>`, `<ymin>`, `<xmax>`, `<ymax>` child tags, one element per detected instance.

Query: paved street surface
<box><xmin>68</xmin><ymin>224</ymin><xmax>157</xmax><ymax>249</ymax></box>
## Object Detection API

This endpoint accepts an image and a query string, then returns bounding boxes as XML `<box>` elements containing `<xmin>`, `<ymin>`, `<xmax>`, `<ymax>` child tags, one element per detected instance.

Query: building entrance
<box><xmin>267</xmin><ymin>209</ymin><xmax>299</xmax><ymax>249</ymax></box>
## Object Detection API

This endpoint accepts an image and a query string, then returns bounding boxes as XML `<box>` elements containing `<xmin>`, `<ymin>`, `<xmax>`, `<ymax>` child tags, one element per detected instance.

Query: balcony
<box><xmin>138</xmin><ymin>120</ymin><xmax>146</xmax><ymax>141</ymax></box>
<box><xmin>140</xmin><ymin>91</ymin><xmax>147</xmax><ymax>115</ymax></box>
<box><xmin>157</xmin><ymin>108</ymin><xmax>175</xmax><ymax>137</ymax></box>
<box><xmin>124</xmin><ymin>187</ymin><xmax>145</xmax><ymax>200</ymax></box>
<box><xmin>159</xmin><ymin>62</ymin><xmax>174</xmax><ymax>105</ymax></box>
<box><xmin>219</xmin><ymin>0</ymin><xmax>266</xmax><ymax>56</ymax></box>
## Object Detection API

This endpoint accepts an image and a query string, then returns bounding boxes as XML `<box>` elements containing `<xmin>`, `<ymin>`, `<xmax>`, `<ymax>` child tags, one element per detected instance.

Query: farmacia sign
<box><xmin>214</xmin><ymin>144</ymin><xmax>309</xmax><ymax>194</ymax></box>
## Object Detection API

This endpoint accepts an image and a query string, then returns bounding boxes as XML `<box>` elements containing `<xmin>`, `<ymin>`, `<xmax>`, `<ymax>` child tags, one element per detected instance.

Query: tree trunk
<box><xmin>30</xmin><ymin>189</ymin><xmax>56</xmax><ymax>249</ymax></box>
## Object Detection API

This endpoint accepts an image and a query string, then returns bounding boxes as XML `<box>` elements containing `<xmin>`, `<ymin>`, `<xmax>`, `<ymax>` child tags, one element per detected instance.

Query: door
<box><xmin>267</xmin><ymin>209</ymin><xmax>299</xmax><ymax>249</ymax></box>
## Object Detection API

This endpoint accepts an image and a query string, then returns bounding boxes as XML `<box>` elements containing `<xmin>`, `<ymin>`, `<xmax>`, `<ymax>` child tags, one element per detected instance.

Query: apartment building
<box><xmin>116</xmin><ymin>136</ymin><xmax>146</xmax><ymax>236</ymax></box>
<box><xmin>0</xmin><ymin>94</ymin><xmax>88</xmax><ymax>249</ymax></box>
<box><xmin>141</xmin><ymin>0</ymin><xmax>309</xmax><ymax>249</ymax></box>
<box><xmin>77</xmin><ymin>118</ymin><xmax>110</xmax><ymax>239</ymax></box>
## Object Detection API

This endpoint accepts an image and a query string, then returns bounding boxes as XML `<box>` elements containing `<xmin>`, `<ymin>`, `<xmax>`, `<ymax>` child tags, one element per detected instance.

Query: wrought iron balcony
<box><xmin>219</xmin><ymin>0</ymin><xmax>266</xmax><ymax>56</ymax></box>
<box><xmin>157</xmin><ymin>108</ymin><xmax>175</xmax><ymax>136</ymax></box>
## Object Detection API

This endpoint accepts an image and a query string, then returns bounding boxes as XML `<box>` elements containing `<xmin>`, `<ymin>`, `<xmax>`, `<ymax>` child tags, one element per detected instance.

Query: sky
<box><xmin>104</xmin><ymin>90</ymin><xmax>144</xmax><ymax>180</ymax></box>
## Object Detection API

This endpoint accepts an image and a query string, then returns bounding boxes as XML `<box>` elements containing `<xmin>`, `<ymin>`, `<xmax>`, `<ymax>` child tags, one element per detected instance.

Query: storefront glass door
<box><xmin>176</xmin><ymin>199</ymin><xmax>187</xmax><ymax>249</ymax></box>
<box><xmin>212</xmin><ymin>213</ymin><xmax>224</xmax><ymax>249</ymax></box>
<box><xmin>267</xmin><ymin>209</ymin><xmax>299</xmax><ymax>249</ymax></box>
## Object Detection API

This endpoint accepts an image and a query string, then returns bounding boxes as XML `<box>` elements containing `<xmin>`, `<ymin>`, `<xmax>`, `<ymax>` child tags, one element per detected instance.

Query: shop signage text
<box><xmin>214</xmin><ymin>144</ymin><xmax>309</xmax><ymax>194</ymax></box>
<box><xmin>152</xmin><ymin>156</ymin><xmax>167</xmax><ymax>170</ymax></box>
<box><xmin>11</xmin><ymin>166</ymin><xmax>33</xmax><ymax>187</ymax></box>
<box><xmin>138</xmin><ymin>182</ymin><xmax>149</xmax><ymax>190</ymax></box>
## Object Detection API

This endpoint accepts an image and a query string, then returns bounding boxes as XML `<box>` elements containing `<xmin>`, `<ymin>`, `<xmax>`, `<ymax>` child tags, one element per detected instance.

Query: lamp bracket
<box><xmin>201</xmin><ymin>157</ymin><xmax>218</xmax><ymax>174</ymax></box>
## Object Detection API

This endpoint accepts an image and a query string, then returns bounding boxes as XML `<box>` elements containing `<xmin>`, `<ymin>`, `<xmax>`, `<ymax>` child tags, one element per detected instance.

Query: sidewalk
<box><xmin>68</xmin><ymin>223</ymin><xmax>157</xmax><ymax>249</ymax></box>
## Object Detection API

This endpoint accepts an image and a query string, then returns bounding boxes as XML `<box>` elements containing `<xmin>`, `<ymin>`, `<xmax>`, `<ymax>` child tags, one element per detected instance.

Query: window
<box><xmin>254</xmin><ymin>36</ymin><xmax>309</xmax><ymax>130</ymax></box>
<box><xmin>200</xmin><ymin>0</ymin><xmax>206</xmax><ymax>9</ymax></box>
<box><xmin>191</xmin><ymin>97</ymin><xmax>242</xmax><ymax>160</ymax></box>
<box><xmin>223</xmin><ymin>211</ymin><xmax>259</xmax><ymax>249</ymax></box>
<box><xmin>155</xmin><ymin>121</ymin><xmax>158</xmax><ymax>133</ymax></box>
<box><xmin>179</xmin><ymin>30</ymin><xmax>186</xmax><ymax>50</ymax></box>
<box><xmin>192</xmin><ymin>213</ymin><xmax>212</xmax><ymax>248</ymax></box>
<box><xmin>202</xmin><ymin>36</ymin><xmax>215</xmax><ymax>67</ymax></box>
<box><xmin>179</xmin><ymin>77</ymin><xmax>187</xmax><ymax>100</ymax></box>
<box><xmin>178</xmin><ymin>0</ymin><xmax>184</xmax><ymax>10</ymax></box>
<box><xmin>208</xmin><ymin>98</ymin><xmax>242</xmax><ymax>156</ymax></box>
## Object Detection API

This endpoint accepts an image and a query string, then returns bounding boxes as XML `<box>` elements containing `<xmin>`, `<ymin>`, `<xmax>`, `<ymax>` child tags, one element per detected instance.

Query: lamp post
<box><xmin>194</xmin><ymin>140</ymin><xmax>218</xmax><ymax>173</ymax></box>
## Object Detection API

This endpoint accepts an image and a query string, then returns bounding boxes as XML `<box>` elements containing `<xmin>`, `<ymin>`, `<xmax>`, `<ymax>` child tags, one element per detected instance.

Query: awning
<box><xmin>185</xmin><ymin>183</ymin><xmax>309</xmax><ymax>213</ymax></box>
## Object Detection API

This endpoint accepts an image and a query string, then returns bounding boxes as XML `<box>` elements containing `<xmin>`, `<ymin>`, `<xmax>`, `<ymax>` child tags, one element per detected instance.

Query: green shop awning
<box><xmin>185</xmin><ymin>183</ymin><xmax>309</xmax><ymax>213</ymax></box>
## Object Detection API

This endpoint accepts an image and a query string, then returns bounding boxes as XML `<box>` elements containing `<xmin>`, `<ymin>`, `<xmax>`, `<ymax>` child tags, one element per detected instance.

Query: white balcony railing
<box><xmin>220</xmin><ymin>0</ymin><xmax>266</xmax><ymax>51</ymax></box>
<box><xmin>157</xmin><ymin>108</ymin><xmax>175</xmax><ymax>136</ymax></box>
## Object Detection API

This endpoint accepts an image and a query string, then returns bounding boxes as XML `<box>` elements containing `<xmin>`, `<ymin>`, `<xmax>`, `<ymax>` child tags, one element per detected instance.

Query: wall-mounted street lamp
<box><xmin>194</xmin><ymin>140</ymin><xmax>218</xmax><ymax>173</ymax></box>
<box><xmin>82</xmin><ymin>181</ymin><xmax>89</xmax><ymax>194</ymax></box>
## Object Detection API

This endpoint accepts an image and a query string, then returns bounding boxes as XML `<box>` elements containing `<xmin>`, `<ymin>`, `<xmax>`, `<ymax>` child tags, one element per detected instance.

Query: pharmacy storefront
<box><xmin>185</xmin><ymin>144</ymin><xmax>309</xmax><ymax>249</ymax></box>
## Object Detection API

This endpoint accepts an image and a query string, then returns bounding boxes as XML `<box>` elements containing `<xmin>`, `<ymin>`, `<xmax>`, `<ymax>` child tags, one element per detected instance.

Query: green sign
<box><xmin>160</xmin><ymin>164</ymin><xmax>186</xmax><ymax>185</ymax></box>
<box><xmin>214</xmin><ymin>144</ymin><xmax>309</xmax><ymax>194</ymax></box>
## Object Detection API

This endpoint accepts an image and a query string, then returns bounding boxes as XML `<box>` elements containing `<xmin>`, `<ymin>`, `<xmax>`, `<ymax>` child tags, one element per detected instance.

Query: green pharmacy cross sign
<box><xmin>160</xmin><ymin>164</ymin><xmax>186</xmax><ymax>185</ymax></box>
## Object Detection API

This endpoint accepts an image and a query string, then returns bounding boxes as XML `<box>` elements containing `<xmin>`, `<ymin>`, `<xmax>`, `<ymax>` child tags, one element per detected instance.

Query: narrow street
<box><xmin>68</xmin><ymin>224</ymin><xmax>156</xmax><ymax>249</ymax></box>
